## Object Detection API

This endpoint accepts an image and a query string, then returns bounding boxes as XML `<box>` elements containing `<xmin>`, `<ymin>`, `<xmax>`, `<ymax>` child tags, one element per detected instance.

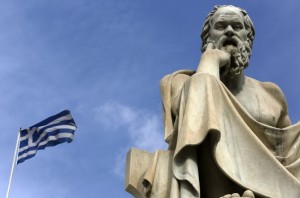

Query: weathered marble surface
<box><xmin>126</xmin><ymin>5</ymin><xmax>300</xmax><ymax>198</ymax></box>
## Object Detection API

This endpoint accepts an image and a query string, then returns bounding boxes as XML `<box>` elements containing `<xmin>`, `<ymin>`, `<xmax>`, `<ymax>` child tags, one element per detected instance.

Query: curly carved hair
<box><xmin>201</xmin><ymin>5</ymin><xmax>255</xmax><ymax>52</ymax></box>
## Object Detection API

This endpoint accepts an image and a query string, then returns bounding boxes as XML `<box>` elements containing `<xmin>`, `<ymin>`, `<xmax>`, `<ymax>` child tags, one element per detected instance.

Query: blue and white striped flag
<box><xmin>17</xmin><ymin>110</ymin><xmax>77</xmax><ymax>164</ymax></box>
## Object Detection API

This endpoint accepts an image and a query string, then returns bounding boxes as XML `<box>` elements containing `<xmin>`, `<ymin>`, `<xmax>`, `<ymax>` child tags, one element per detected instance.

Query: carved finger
<box><xmin>231</xmin><ymin>193</ymin><xmax>240</xmax><ymax>197</ymax></box>
<box><xmin>242</xmin><ymin>190</ymin><xmax>255</xmax><ymax>198</ymax></box>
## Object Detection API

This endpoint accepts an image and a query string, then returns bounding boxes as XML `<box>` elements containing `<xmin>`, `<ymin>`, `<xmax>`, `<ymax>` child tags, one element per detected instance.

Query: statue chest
<box><xmin>234</xmin><ymin>89</ymin><xmax>282</xmax><ymax>127</ymax></box>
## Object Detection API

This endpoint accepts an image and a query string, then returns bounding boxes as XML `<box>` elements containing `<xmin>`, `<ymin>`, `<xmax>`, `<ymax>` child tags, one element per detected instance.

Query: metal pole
<box><xmin>6</xmin><ymin>129</ymin><xmax>21</xmax><ymax>198</ymax></box>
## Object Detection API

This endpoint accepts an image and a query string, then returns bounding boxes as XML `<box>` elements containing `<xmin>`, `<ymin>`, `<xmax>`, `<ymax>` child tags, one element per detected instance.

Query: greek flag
<box><xmin>17</xmin><ymin>110</ymin><xmax>77</xmax><ymax>164</ymax></box>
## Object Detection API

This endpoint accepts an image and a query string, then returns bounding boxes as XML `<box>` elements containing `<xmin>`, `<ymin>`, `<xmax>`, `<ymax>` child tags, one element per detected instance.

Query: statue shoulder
<box><xmin>261</xmin><ymin>81</ymin><xmax>287</xmax><ymax>105</ymax></box>
<box><xmin>246</xmin><ymin>77</ymin><xmax>286</xmax><ymax>102</ymax></box>
<box><xmin>160</xmin><ymin>70</ymin><xmax>195</xmax><ymax>94</ymax></box>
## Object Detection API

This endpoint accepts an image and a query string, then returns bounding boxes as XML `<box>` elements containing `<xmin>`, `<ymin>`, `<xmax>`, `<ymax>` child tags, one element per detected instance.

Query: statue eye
<box><xmin>215</xmin><ymin>23</ymin><xmax>225</xmax><ymax>30</ymax></box>
<box><xmin>233</xmin><ymin>24</ymin><xmax>243</xmax><ymax>31</ymax></box>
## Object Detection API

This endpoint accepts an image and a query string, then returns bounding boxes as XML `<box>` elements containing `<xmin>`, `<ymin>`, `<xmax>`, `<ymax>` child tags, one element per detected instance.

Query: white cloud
<box><xmin>95</xmin><ymin>101</ymin><xmax>166</xmax><ymax>151</ymax></box>
<box><xmin>95</xmin><ymin>101</ymin><xmax>138</xmax><ymax>130</ymax></box>
<box><xmin>94</xmin><ymin>101</ymin><xmax>167</xmax><ymax>178</ymax></box>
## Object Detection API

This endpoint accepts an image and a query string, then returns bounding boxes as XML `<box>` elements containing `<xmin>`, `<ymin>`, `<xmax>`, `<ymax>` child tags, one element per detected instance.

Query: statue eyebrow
<box><xmin>214</xmin><ymin>18</ymin><xmax>244</xmax><ymax>26</ymax></box>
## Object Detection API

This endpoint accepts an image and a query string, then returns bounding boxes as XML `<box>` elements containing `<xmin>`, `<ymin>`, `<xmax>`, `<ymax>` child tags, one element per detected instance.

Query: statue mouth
<box><xmin>222</xmin><ymin>39</ymin><xmax>237</xmax><ymax>48</ymax></box>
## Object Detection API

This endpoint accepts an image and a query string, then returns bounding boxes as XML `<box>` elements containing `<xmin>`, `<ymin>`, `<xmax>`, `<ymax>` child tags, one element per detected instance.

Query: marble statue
<box><xmin>125</xmin><ymin>5</ymin><xmax>300</xmax><ymax>198</ymax></box>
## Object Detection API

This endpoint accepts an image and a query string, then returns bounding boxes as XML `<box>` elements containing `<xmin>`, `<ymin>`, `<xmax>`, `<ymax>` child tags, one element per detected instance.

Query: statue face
<box><xmin>208</xmin><ymin>6</ymin><xmax>251</xmax><ymax>77</ymax></box>
<box><xmin>209</xmin><ymin>7</ymin><xmax>248</xmax><ymax>49</ymax></box>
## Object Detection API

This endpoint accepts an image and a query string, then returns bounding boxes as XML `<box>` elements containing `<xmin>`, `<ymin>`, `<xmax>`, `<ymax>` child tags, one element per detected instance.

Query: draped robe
<box><xmin>126</xmin><ymin>70</ymin><xmax>300</xmax><ymax>198</ymax></box>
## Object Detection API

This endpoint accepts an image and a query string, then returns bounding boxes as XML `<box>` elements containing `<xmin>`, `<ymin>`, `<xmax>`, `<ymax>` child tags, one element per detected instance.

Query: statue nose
<box><xmin>224</xmin><ymin>25</ymin><xmax>234</xmax><ymax>37</ymax></box>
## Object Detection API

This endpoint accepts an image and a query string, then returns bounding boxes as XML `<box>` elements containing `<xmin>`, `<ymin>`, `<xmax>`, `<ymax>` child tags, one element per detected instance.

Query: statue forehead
<box><xmin>211</xmin><ymin>6</ymin><xmax>244</xmax><ymax>24</ymax></box>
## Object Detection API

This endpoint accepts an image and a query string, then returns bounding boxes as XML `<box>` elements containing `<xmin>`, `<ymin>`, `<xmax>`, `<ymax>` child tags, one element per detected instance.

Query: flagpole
<box><xmin>6</xmin><ymin>129</ymin><xmax>21</xmax><ymax>198</ymax></box>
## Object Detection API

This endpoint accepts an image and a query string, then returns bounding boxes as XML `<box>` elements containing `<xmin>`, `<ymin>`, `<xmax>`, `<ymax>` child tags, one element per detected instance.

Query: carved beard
<box><xmin>204</xmin><ymin>36</ymin><xmax>252</xmax><ymax>78</ymax></box>
<box><xmin>221</xmin><ymin>42</ymin><xmax>251</xmax><ymax>78</ymax></box>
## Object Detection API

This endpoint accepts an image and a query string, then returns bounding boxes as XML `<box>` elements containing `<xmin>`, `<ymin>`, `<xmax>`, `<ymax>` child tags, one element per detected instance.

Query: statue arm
<box><xmin>277</xmin><ymin>100</ymin><xmax>291</xmax><ymax>128</ymax></box>
<box><xmin>273</xmin><ymin>85</ymin><xmax>291</xmax><ymax>128</ymax></box>
<box><xmin>197</xmin><ymin>43</ymin><xmax>231</xmax><ymax>78</ymax></box>
<box><xmin>160</xmin><ymin>70</ymin><xmax>194</xmax><ymax>143</ymax></box>
<box><xmin>170</xmin><ymin>74</ymin><xmax>190</xmax><ymax>115</ymax></box>
<box><xmin>264</xmin><ymin>82</ymin><xmax>291</xmax><ymax>128</ymax></box>
<box><xmin>161</xmin><ymin>42</ymin><xmax>231</xmax><ymax>143</ymax></box>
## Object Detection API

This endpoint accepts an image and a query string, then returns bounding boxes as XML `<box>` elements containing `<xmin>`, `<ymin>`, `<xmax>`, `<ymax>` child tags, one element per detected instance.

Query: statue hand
<box><xmin>197</xmin><ymin>42</ymin><xmax>231</xmax><ymax>77</ymax></box>
<box><xmin>220</xmin><ymin>190</ymin><xmax>255</xmax><ymax>198</ymax></box>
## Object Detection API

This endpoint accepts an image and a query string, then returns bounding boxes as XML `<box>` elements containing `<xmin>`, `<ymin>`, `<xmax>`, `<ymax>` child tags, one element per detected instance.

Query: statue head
<box><xmin>201</xmin><ymin>5</ymin><xmax>255</xmax><ymax>75</ymax></box>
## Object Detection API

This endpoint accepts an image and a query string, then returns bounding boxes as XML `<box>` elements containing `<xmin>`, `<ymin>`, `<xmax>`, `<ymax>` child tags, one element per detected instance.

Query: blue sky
<box><xmin>0</xmin><ymin>1</ymin><xmax>300</xmax><ymax>197</ymax></box>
